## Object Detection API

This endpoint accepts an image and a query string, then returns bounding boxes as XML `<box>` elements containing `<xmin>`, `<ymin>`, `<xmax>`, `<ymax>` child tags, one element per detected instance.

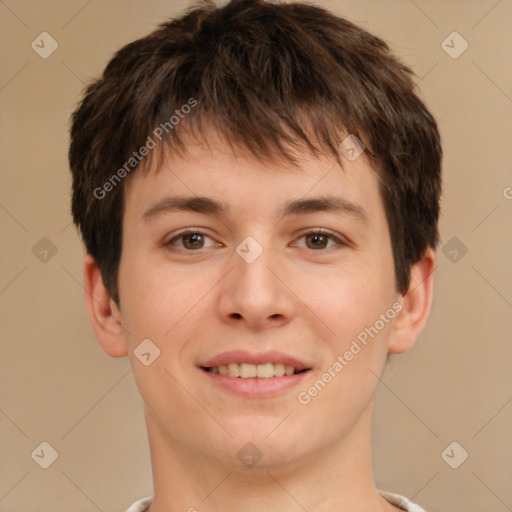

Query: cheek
<box><xmin>118</xmin><ymin>260</ymin><xmax>204</xmax><ymax>416</ymax></box>
<box><xmin>119</xmin><ymin>253</ymin><xmax>201</xmax><ymax>341</ymax></box>
<box><xmin>293</xmin><ymin>275</ymin><xmax>395</xmax><ymax>437</ymax></box>
<box><xmin>294</xmin><ymin>259</ymin><xmax>392</xmax><ymax>346</ymax></box>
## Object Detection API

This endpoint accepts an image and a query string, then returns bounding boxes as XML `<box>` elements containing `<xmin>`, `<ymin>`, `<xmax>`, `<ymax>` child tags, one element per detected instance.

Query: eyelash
<box><xmin>164</xmin><ymin>228</ymin><xmax>347</xmax><ymax>252</ymax></box>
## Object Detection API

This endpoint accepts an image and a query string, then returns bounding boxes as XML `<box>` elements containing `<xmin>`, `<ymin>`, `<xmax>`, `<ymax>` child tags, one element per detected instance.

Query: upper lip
<box><xmin>199</xmin><ymin>350</ymin><xmax>311</xmax><ymax>371</ymax></box>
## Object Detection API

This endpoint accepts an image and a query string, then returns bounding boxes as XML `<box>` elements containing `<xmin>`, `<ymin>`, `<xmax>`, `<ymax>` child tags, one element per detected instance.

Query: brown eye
<box><xmin>293</xmin><ymin>229</ymin><xmax>346</xmax><ymax>251</ymax></box>
<box><xmin>165</xmin><ymin>230</ymin><xmax>218</xmax><ymax>251</ymax></box>
<box><xmin>305</xmin><ymin>233</ymin><xmax>329</xmax><ymax>249</ymax></box>
<box><xmin>182</xmin><ymin>233</ymin><xmax>204</xmax><ymax>250</ymax></box>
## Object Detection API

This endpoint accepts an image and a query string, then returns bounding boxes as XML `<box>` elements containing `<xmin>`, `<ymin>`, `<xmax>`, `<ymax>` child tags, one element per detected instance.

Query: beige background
<box><xmin>1</xmin><ymin>0</ymin><xmax>511</xmax><ymax>511</ymax></box>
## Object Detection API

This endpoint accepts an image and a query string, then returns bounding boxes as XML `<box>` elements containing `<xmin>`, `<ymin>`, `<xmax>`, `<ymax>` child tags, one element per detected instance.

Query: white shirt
<box><xmin>125</xmin><ymin>492</ymin><xmax>427</xmax><ymax>511</ymax></box>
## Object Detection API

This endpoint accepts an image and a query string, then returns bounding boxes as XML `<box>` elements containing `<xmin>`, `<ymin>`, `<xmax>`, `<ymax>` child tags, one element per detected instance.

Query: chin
<box><xmin>215</xmin><ymin>423</ymin><xmax>315</xmax><ymax>471</ymax></box>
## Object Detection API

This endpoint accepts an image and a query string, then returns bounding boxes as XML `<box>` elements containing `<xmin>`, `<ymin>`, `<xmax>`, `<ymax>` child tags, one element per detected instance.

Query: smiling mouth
<box><xmin>201</xmin><ymin>362</ymin><xmax>310</xmax><ymax>379</ymax></box>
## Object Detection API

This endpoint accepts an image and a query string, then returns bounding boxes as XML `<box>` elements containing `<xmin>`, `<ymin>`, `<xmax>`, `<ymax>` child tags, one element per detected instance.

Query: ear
<box><xmin>83</xmin><ymin>254</ymin><xmax>128</xmax><ymax>358</ymax></box>
<box><xmin>388</xmin><ymin>248</ymin><xmax>436</xmax><ymax>354</ymax></box>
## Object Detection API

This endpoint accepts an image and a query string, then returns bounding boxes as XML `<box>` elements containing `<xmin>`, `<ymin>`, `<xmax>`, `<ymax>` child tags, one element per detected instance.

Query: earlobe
<box><xmin>83</xmin><ymin>255</ymin><xmax>128</xmax><ymax>358</ymax></box>
<box><xmin>388</xmin><ymin>248</ymin><xmax>436</xmax><ymax>354</ymax></box>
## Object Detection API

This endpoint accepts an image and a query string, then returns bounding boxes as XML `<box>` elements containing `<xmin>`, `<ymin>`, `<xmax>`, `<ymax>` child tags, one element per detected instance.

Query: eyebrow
<box><xmin>142</xmin><ymin>195</ymin><xmax>368</xmax><ymax>224</ymax></box>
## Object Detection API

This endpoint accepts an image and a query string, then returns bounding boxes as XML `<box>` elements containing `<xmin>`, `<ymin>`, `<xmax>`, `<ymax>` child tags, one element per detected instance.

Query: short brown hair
<box><xmin>69</xmin><ymin>0</ymin><xmax>442</xmax><ymax>306</ymax></box>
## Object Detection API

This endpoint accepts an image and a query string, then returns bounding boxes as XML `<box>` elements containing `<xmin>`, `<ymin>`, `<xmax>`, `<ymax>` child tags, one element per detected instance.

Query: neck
<box><xmin>144</xmin><ymin>399</ymin><xmax>398</xmax><ymax>512</ymax></box>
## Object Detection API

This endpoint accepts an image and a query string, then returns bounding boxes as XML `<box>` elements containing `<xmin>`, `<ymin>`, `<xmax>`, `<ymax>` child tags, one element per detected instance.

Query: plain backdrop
<box><xmin>1</xmin><ymin>1</ymin><xmax>511</xmax><ymax>511</ymax></box>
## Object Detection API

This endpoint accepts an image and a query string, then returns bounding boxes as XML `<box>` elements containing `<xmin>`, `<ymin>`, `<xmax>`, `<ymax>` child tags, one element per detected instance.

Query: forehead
<box><xmin>123</xmin><ymin>137</ymin><xmax>383</xmax><ymax>225</ymax></box>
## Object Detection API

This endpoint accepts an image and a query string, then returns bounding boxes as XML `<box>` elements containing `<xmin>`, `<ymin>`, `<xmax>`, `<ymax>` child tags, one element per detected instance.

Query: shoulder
<box><xmin>379</xmin><ymin>490</ymin><xmax>427</xmax><ymax>512</ymax></box>
<box><xmin>124</xmin><ymin>496</ymin><xmax>152</xmax><ymax>512</ymax></box>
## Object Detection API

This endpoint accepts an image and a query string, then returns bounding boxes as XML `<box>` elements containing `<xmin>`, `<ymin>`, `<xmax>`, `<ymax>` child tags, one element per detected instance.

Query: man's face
<box><xmin>116</xmin><ymin>138</ymin><xmax>400</xmax><ymax>469</ymax></box>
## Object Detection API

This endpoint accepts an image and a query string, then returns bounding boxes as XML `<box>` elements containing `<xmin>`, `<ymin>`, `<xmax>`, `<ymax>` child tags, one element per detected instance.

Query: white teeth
<box><xmin>228</xmin><ymin>363</ymin><xmax>240</xmax><ymax>377</ymax></box>
<box><xmin>240</xmin><ymin>363</ymin><xmax>257</xmax><ymax>378</ymax></box>
<box><xmin>256</xmin><ymin>363</ymin><xmax>274</xmax><ymax>379</ymax></box>
<box><xmin>273</xmin><ymin>363</ymin><xmax>285</xmax><ymax>377</ymax></box>
<box><xmin>206</xmin><ymin>362</ymin><xmax>304</xmax><ymax>378</ymax></box>
<box><xmin>284</xmin><ymin>365</ymin><xmax>294</xmax><ymax>376</ymax></box>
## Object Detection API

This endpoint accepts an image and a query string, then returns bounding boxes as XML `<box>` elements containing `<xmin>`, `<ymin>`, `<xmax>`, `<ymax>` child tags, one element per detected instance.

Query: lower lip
<box><xmin>200</xmin><ymin>369</ymin><xmax>310</xmax><ymax>397</ymax></box>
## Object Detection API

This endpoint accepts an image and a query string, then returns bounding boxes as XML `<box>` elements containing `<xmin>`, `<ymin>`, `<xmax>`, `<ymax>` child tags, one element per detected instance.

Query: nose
<box><xmin>216</xmin><ymin>241</ymin><xmax>296</xmax><ymax>331</ymax></box>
